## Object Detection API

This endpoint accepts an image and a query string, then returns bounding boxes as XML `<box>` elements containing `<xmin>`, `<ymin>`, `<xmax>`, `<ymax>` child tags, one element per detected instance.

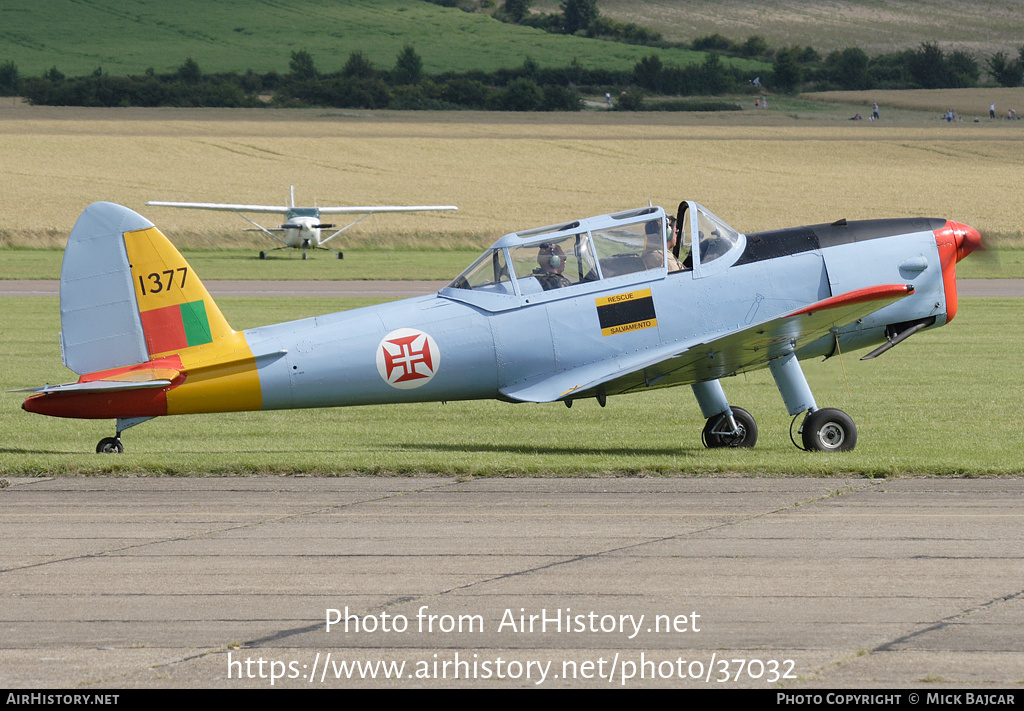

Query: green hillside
<box><xmin>0</xmin><ymin>0</ymin><xmax>757</xmax><ymax>77</ymax></box>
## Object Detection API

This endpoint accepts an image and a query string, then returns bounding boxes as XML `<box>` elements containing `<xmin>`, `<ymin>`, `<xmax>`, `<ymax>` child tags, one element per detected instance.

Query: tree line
<box><xmin>0</xmin><ymin>46</ymin><xmax>757</xmax><ymax>111</ymax></box>
<box><xmin>1</xmin><ymin>0</ymin><xmax>1021</xmax><ymax>111</ymax></box>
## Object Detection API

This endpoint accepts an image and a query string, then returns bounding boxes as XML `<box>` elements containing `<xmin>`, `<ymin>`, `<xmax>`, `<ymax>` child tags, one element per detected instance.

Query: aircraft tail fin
<box><xmin>60</xmin><ymin>202</ymin><xmax>233</xmax><ymax>375</ymax></box>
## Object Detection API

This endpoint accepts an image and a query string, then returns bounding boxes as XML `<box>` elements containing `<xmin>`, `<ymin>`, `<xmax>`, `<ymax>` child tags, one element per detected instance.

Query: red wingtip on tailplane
<box><xmin>933</xmin><ymin>220</ymin><xmax>981</xmax><ymax>324</ymax></box>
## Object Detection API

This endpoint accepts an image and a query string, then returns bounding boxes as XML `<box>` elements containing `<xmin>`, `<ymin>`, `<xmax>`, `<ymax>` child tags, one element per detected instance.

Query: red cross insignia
<box><xmin>376</xmin><ymin>328</ymin><xmax>440</xmax><ymax>389</ymax></box>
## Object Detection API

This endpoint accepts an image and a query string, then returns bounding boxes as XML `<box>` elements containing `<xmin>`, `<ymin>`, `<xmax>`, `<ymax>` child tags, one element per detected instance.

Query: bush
<box><xmin>496</xmin><ymin>77</ymin><xmax>543</xmax><ymax>110</ymax></box>
<box><xmin>0</xmin><ymin>61</ymin><xmax>18</xmax><ymax>94</ymax></box>
<box><xmin>615</xmin><ymin>87</ymin><xmax>644</xmax><ymax>111</ymax></box>
<box><xmin>541</xmin><ymin>84</ymin><xmax>582</xmax><ymax>111</ymax></box>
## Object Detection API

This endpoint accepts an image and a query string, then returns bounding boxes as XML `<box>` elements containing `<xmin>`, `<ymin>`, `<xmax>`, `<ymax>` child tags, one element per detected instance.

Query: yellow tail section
<box><xmin>123</xmin><ymin>225</ymin><xmax>263</xmax><ymax>414</ymax></box>
<box><xmin>124</xmin><ymin>226</ymin><xmax>232</xmax><ymax>358</ymax></box>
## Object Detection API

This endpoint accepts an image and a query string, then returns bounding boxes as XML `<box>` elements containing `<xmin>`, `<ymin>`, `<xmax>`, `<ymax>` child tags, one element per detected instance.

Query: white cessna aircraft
<box><xmin>147</xmin><ymin>186</ymin><xmax>457</xmax><ymax>260</ymax></box>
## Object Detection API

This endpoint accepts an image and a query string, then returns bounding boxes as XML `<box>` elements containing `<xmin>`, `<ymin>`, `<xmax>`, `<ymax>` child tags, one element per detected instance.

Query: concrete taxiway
<box><xmin>1</xmin><ymin>476</ymin><xmax>1021</xmax><ymax>688</ymax></box>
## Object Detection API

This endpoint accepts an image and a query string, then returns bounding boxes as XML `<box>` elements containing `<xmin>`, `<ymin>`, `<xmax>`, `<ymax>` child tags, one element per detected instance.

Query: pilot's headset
<box><xmin>538</xmin><ymin>243</ymin><xmax>566</xmax><ymax>273</ymax></box>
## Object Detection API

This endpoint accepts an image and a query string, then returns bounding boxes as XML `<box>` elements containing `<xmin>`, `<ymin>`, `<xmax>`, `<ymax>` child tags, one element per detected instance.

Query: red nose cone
<box><xmin>951</xmin><ymin>222</ymin><xmax>982</xmax><ymax>262</ymax></box>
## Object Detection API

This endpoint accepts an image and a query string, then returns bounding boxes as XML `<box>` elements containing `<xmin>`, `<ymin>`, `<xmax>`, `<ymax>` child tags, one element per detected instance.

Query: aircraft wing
<box><xmin>146</xmin><ymin>202</ymin><xmax>292</xmax><ymax>213</ymax></box>
<box><xmin>500</xmin><ymin>284</ymin><xmax>914</xmax><ymax>403</ymax></box>
<box><xmin>146</xmin><ymin>202</ymin><xmax>457</xmax><ymax>214</ymax></box>
<box><xmin>317</xmin><ymin>205</ymin><xmax>458</xmax><ymax>214</ymax></box>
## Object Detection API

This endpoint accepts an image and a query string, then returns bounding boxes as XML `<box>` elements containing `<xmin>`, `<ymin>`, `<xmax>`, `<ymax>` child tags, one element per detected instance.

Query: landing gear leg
<box><xmin>94</xmin><ymin>417</ymin><xmax>154</xmax><ymax>454</ymax></box>
<box><xmin>769</xmin><ymin>351</ymin><xmax>857</xmax><ymax>452</ymax></box>
<box><xmin>692</xmin><ymin>379</ymin><xmax>757</xmax><ymax>448</ymax></box>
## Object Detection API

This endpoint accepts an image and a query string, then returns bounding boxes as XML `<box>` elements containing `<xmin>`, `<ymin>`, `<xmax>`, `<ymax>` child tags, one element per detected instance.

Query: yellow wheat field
<box><xmin>0</xmin><ymin>105</ymin><xmax>1021</xmax><ymax>250</ymax></box>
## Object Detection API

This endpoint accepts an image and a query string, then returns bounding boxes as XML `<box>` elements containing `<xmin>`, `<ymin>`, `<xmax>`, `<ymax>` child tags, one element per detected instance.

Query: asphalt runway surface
<box><xmin>2</xmin><ymin>280</ymin><xmax>1022</xmax><ymax>689</ymax></box>
<box><xmin>2</xmin><ymin>477</ymin><xmax>1023</xmax><ymax>690</ymax></box>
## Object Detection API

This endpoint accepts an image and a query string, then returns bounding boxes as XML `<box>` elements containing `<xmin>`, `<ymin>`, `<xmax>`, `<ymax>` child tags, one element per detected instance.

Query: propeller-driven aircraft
<box><xmin>17</xmin><ymin>200</ymin><xmax>980</xmax><ymax>453</ymax></box>
<box><xmin>146</xmin><ymin>186</ymin><xmax>457</xmax><ymax>260</ymax></box>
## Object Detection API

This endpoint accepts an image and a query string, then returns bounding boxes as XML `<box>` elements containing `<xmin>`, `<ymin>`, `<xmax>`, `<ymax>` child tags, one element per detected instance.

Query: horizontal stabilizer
<box><xmin>12</xmin><ymin>379</ymin><xmax>173</xmax><ymax>395</ymax></box>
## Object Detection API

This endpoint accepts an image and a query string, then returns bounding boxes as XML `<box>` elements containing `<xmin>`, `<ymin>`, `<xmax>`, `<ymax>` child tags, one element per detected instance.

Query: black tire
<box><xmin>801</xmin><ymin>408</ymin><xmax>857</xmax><ymax>452</ymax></box>
<box><xmin>259</xmin><ymin>251</ymin><xmax>266</xmax><ymax>260</ymax></box>
<box><xmin>703</xmin><ymin>407</ymin><xmax>757</xmax><ymax>448</ymax></box>
<box><xmin>96</xmin><ymin>437</ymin><xmax>123</xmax><ymax>454</ymax></box>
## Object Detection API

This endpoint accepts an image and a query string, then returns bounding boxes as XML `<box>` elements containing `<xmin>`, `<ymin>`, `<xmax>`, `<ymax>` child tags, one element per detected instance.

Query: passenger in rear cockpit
<box><xmin>642</xmin><ymin>219</ymin><xmax>685</xmax><ymax>273</ymax></box>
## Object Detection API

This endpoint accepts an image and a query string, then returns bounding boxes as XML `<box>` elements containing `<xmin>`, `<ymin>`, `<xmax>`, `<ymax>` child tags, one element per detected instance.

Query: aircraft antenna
<box><xmin>290</xmin><ymin>185</ymin><xmax>295</xmax><ymax>208</ymax></box>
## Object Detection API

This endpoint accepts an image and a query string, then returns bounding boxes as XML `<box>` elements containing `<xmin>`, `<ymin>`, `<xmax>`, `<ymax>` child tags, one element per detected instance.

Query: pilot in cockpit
<box><xmin>533</xmin><ymin>243</ymin><xmax>572</xmax><ymax>290</ymax></box>
<box><xmin>641</xmin><ymin>219</ymin><xmax>685</xmax><ymax>273</ymax></box>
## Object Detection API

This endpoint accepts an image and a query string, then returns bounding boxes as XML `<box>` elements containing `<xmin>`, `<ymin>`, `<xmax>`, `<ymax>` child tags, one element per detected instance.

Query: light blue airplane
<box><xmin>19</xmin><ymin>200</ymin><xmax>980</xmax><ymax>453</ymax></box>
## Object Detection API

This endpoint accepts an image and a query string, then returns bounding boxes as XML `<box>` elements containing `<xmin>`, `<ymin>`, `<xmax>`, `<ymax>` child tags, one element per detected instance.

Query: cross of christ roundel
<box><xmin>376</xmin><ymin>328</ymin><xmax>441</xmax><ymax>389</ymax></box>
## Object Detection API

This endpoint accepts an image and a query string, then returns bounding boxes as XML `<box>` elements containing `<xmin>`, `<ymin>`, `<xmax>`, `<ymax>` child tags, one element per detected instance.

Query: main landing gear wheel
<box><xmin>801</xmin><ymin>408</ymin><xmax>857</xmax><ymax>452</ymax></box>
<box><xmin>96</xmin><ymin>437</ymin><xmax>124</xmax><ymax>454</ymax></box>
<box><xmin>702</xmin><ymin>407</ymin><xmax>758</xmax><ymax>448</ymax></box>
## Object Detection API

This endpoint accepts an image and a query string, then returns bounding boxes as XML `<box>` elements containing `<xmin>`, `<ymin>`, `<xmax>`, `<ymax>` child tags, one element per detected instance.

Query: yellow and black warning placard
<box><xmin>595</xmin><ymin>288</ymin><xmax>658</xmax><ymax>336</ymax></box>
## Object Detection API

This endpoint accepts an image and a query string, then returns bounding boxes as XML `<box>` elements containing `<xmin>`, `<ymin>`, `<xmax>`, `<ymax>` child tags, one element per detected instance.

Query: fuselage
<box><xmin>281</xmin><ymin>210</ymin><xmax>324</xmax><ymax>248</ymax></box>
<box><xmin>243</xmin><ymin>214</ymin><xmax>970</xmax><ymax>413</ymax></box>
<box><xmin>21</xmin><ymin>203</ymin><xmax>980</xmax><ymax>423</ymax></box>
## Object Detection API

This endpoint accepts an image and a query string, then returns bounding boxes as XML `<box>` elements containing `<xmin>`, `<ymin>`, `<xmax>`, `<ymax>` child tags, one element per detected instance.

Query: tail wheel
<box><xmin>96</xmin><ymin>437</ymin><xmax>124</xmax><ymax>454</ymax></box>
<box><xmin>801</xmin><ymin>408</ymin><xmax>857</xmax><ymax>452</ymax></box>
<box><xmin>702</xmin><ymin>407</ymin><xmax>757</xmax><ymax>448</ymax></box>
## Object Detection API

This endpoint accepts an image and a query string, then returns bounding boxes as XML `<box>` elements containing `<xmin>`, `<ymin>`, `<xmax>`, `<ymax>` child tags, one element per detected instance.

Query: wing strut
<box><xmin>320</xmin><ymin>214</ymin><xmax>375</xmax><ymax>245</ymax></box>
<box><xmin>236</xmin><ymin>212</ymin><xmax>288</xmax><ymax>246</ymax></box>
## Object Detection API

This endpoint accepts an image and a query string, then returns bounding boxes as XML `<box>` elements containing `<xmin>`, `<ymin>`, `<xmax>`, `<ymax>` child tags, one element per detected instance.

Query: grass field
<box><xmin>0</xmin><ymin>0</ymin><xmax>756</xmax><ymax>77</ymax></box>
<box><xmin>2</xmin><ymin>1</ymin><xmax>1020</xmax><ymax>78</ymax></box>
<box><xmin>0</xmin><ymin>245</ymin><xmax>1015</xmax><ymax>281</ymax></box>
<box><xmin>0</xmin><ymin>105</ymin><xmax>1020</xmax><ymax>477</ymax></box>
<box><xmin>0</xmin><ymin>106</ymin><xmax>1021</xmax><ymax>251</ymax></box>
<box><xmin>806</xmin><ymin>87</ymin><xmax>1024</xmax><ymax>117</ymax></box>
<box><xmin>0</xmin><ymin>248</ymin><xmax>480</xmax><ymax>282</ymax></box>
<box><xmin>536</xmin><ymin>0</ymin><xmax>1024</xmax><ymax>57</ymax></box>
<box><xmin>1</xmin><ymin>296</ymin><xmax>1019</xmax><ymax>477</ymax></box>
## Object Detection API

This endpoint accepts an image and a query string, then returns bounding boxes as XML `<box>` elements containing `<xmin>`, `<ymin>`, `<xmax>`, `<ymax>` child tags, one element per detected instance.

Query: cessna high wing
<box><xmin>18</xmin><ymin>200</ymin><xmax>979</xmax><ymax>453</ymax></box>
<box><xmin>147</xmin><ymin>186</ymin><xmax>457</xmax><ymax>259</ymax></box>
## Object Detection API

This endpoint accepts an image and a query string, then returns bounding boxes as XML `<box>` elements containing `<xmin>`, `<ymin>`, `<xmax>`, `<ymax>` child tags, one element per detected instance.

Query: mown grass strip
<box><xmin>1</xmin><ymin>296</ymin><xmax>1018</xmax><ymax>477</ymax></box>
